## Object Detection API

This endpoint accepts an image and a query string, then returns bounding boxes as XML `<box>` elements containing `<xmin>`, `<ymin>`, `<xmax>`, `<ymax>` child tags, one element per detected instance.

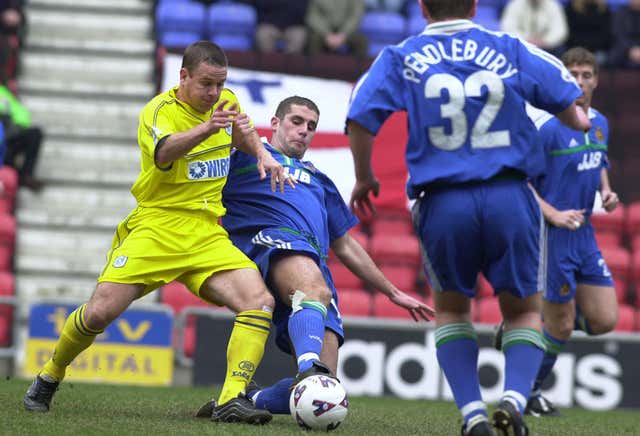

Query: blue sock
<box><xmin>288</xmin><ymin>299</ymin><xmax>327</xmax><ymax>373</ymax></box>
<box><xmin>435</xmin><ymin>323</ymin><xmax>487</xmax><ymax>425</ymax></box>
<box><xmin>532</xmin><ymin>330</ymin><xmax>565</xmax><ymax>392</ymax></box>
<box><xmin>501</xmin><ymin>328</ymin><xmax>545</xmax><ymax>413</ymax></box>
<box><xmin>248</xmin><ymin>377</ymin><xmax>294</xmax><ymax>414</ymax></box>
<box><xmin>574</xmin><ymin>305</ymin><xmax>593</xmax><ymax>334</ymax></box>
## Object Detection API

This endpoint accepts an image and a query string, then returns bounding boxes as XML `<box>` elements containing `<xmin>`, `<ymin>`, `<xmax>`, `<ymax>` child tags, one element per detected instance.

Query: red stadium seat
<box><xmin>379</xmin><ymin>264</ymin><xmax>418</xmax><ymax>293</ymax></box>
<box><xmin>590</xmin><ymin>206</ymin><xmax>625</xmax><ymax>238</ymax></box>
<box><xmin>614</xmin><ymin>279</ymin><xmax>628</xmax><ymax>304</ymax></box>
<box><xmin>475</xmin><ymin>297</ymin><xmax>502</xmax><ymax>325</ymax></box>
<box><xmin>616</xmin><ymin>304</ymin><xmax>636</xmax><ymax>332</ymax></box>
<box><xmin>626</xmin><ymin>201</ymin><xmax>640</xmax><ymax>238</ymax></box>
<box><xmin>0</xmin><ymin>272</ymin><xmax>14</xmax><ymax>347</ymax></box>
<box><xmin>0</xmin><ymin>166</ymin><xmax>18</xmax><ymax>201</ymax></box>
<box><xmin>370</xmin><ymin>216</ymin><xmax>414</xmax><ymax>236</ymax></box>
<box><xmin>602</xmin><ymin>247</ymin><xmax>631</xmax><ymax>286</ymax></box>
<box><xmin>160</xmin><ymin>281</ymin><xmax>210</xmax><ymax>314</ymax></box>
<box><xmin>370</xmin><ymin>233</ymin><xmax>421</xmax><ymax>266</ymax></box>
<box><xmin>632</xmin><ymin>234</ymin><xmax>640</xmax><ymax>255</ymax></box>
<box><xmin>0</xmin><ymin>214</ymin><xmax>16</xmax><ymax>247</ymax></box>
<box><xmin>372</xmin><ymin>292</ymin><xmax>423</xmax><ymax>320</ymax></box>
<box><xmin>0</xmin><ymin>245</ymin><xmax>12</xmax><ymax>271</ymax></box>
<box><xmin>0</xmin><ymin>313</ymin><xmax>10</xmax><ymax>347</ymax></box>
<box><xmin>338</xmin><ymin>289</ymin><xmax>372</xmax><ymax>317</ymax></box>
<box><xmin>183</xmin><ymin>317</ymin><xmax>196</xmax><ymax>358</ymax></box>
<box><xmin>328</xmin><ymin>260</ymin><xmax>363</xmax><ymax>290</ymax></box>
<box><xmin>594</xmin><ymin>230</ymin><xmax>621</xmax><ymax>249</ymax></box>
<box><xmin>476</xmin><ymin>274</ymin><xmax>494</xmax><ymax>298</ymax></box>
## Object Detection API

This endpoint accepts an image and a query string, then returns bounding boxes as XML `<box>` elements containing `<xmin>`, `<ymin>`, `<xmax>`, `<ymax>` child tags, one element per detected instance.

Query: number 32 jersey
<box><xmin>347</xmin><ymin>19</ymin><xmax>581</xmax><ymax>199</ymax></box>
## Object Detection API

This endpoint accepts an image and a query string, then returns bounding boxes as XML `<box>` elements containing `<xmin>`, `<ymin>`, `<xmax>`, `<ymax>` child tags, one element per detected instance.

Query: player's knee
<box><xmin>588</xmin><ymin>310</ymin><xmax>618</xmax><ymax>335</ymax></box>
<box><xmin>547</xmin><ymin>315</ymin><xmax>574</xmax><ymax>339</ymax></box>
<box><xmin>305</xmin><ymin>286</ymin><xmax>332</xmax><ymax>307</ymax></box>
<box><xmin>83</xmin><ymin>303</ymin><xmax>114</xmax><ymax>331</ymax></box>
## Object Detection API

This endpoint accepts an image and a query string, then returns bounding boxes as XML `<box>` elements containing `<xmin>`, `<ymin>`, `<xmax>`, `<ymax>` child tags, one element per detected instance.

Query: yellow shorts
<box><xmin>97</xmin><ymin>206</ymin><xmax>257</xmax><ymax>296</ymax></box>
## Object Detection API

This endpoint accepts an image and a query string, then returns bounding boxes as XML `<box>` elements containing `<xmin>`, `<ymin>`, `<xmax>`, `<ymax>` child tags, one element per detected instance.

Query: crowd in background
<box><xmin>160</xmin><ymin>0</ymin><xmax>640</xmax><ymax>69</ymax></box>
<box><xmin>0</xmin><ymin>0</ymin><xmax>44</xmax><ymax>192</ymax></box>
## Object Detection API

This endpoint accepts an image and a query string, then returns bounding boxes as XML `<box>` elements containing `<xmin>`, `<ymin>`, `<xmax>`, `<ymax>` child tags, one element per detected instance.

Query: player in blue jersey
<box><xmin>346</xmin><ymin>1</ymin><xmax>592</xmax><ymax>435</ymax></box>
<box><xmin>521</xmin><ymin>47</ymin><xmax>619</xmax><ymax>417</ymax></box>
<box><xmin>196</xmin><ymin>95</ymin><xmax>434</xmax><ymax>418</ymax></box>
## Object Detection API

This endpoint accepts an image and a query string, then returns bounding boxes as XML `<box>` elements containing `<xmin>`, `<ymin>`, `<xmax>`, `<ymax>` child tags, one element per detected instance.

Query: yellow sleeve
<box><xmin>139</xmin><ymin>99</ymin><xmax>176</xmax><ymax>159</ymax></box>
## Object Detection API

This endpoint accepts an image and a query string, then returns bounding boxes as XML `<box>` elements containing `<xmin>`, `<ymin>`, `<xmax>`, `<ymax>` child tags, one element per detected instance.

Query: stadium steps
<box><xmin>16</xmin><ymin>185</ymin><xmax>136</xmax><ymax>229</ymax></box>
<box><xmin>13</xmin><ymin>1</ymin><xmax>156</xmax><ymax>314</ymax></box>
<box><xmin>19</xmin><ymin>95</ymin><xmax>143</xmax><ymax>140</ymax></box>
<box><xmin>35</xmin><ymin>139</ymin><xmax>139</xmax><ymax>186</ymax></box>
<box><xmin>19</xmin><ymin>51</ymin><xmax>153</xmax><ymax>98</ymax></box>
<box><xmin>25</xmin><ymin>8</ymin><xmax>151</xmax><ymax>41</ymax></box>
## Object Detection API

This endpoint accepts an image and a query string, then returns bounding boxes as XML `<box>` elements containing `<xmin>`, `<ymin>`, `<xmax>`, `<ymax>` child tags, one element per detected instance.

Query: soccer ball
<box><xmin>289</xmin><ymin>375</ymin><xmax>349</xmax><ymax>431</ymax></box>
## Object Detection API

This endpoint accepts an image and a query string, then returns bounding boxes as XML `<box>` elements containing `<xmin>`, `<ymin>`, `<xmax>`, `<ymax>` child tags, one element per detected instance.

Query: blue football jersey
<box><xmin>347</xmin><ymin>19</ymin><xmax>581</xmax><ymax>198</ymax></box>
<box><xmin>531</xmin><ymin>108</ymin><xmax>609</xmax><ymax>216</ymax></box>
<box><xmin>221</xmin><ymin>143</ymin><xmax>358</xmax><ymax>258</ymax></box>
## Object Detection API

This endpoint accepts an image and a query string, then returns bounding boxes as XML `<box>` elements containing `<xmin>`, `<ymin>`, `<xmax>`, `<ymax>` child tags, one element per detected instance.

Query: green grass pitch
<box><xmin>2</xmin><ymin>377</ymin><xmax>638</xmax><ymax>435</ymax></box>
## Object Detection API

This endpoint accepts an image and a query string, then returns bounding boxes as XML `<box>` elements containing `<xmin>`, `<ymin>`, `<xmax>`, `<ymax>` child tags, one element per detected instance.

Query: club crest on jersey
<box><xmin>113</xmin><ymin>255</ymin><xmax>128</xmax><ymax>268</ymax></box>
<box><xmin>224</xmin><ymin>125</ymin><xmax>233</xmax><ymax>136</ymax></box>
<box><xmin>188</xmin><ymin>157</ymin><xmax>230</xmax><ymax>180</ymax></box>
<box><xmin>284</xmin><ymin>166</ymin><xmax>311</xmax><ymax>184</ymax></box>
<box><xmin>595</xmin><ymin>127</ymin><xmax>604</xmax><ymax>142</ymax></box>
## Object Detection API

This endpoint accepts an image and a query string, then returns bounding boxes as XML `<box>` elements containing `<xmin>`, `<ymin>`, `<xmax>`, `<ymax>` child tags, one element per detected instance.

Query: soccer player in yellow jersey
<box><xmin>23</xmin><ymin>41</ymin><xmax>289</xmax><ymax>425</ymax></box>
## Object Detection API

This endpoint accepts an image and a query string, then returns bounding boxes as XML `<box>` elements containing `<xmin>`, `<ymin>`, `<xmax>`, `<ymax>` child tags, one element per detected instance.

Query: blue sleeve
<box><xmin>515</xmin><ymin>40</ymin><xmax>581</xmax><ymax>114</ymax></box>
<box><xmin>323</xmin><ymin>175</ymin><xmax>358</xmax><ymax>242</ymax></box>
<box><xmin>346</xmin><ymin>48</ymin><xmax>405</xmax><ymax>135</ymax></box>
<box><xmin>602</xmin><ymin>115</ymin><xmax>610</xmax><ymax>169</ymax></box>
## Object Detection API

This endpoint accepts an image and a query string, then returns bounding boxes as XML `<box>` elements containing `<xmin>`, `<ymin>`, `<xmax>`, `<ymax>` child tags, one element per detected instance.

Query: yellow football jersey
<box><xmin>131</xmin><ymin>86</ymin><xmax>241</xmax><ymax>216</ymax></box>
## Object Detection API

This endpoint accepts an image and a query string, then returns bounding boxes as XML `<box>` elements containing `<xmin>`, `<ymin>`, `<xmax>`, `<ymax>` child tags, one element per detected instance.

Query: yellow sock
<box><xmin>218</xmin><ymin>309</ymin><xmax>272</xmax><ymax>405</ymax></box>
<box><xmin>41</xmin><ymin>304</ymin><xmax>103</xmax><ymax>382</ymax></box>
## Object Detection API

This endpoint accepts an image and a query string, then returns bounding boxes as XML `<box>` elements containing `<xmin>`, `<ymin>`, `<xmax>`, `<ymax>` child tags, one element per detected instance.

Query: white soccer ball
<box><xmin>289</xmin><ymin>375</ymin><xmax>349</xmax><ymax>431</ymax></box>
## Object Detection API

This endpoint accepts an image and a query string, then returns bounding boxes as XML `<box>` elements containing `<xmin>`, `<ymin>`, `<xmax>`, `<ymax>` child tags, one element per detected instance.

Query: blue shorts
<box><xmin>412</xmin><ymin>179</ymin><xmax>545</xmax><ymax>299</ymax></box>
<box><xmin>231</xmin><ymin>227</ymin><xmax>344</xmax><ymax>355</ymax></box>
<box><xmin>544</xmin><ymin>222</ymin><xmax>614</xmax><ymax>303</ymax></box>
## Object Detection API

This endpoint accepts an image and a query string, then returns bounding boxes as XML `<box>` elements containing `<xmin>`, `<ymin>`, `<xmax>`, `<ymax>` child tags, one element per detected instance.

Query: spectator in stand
<box><xmin>306</xmin><ymin>0</ymin><xmax>368</xmax><ymax>59</ymax></box>
<box><xmin>247</xmin><ymin>0</ymin><xmax>309</xmax><ymax>54</ymax></box>
<box><xmin>0</xmin><ymin>0</ymin><xmax>24</xmax><ymax>81</ymax></box>
<box><xmin>609</xmin><ymin>0</ymin><xmax>640</xmax><ymax>68</ymax></box>
<box><xmin>0</xmin><ymin>84</ymin><xmax>44</xmax><ymax>191</ymax></box>
<box><xmin>501</xmin><ymin>0</ymin><xmax>568</xmax><ymax>57</ymax></box>
<box><xmin>565</xmin><ymin>0</ymin><xmax>612</xmax><ymax>66</ymax></box>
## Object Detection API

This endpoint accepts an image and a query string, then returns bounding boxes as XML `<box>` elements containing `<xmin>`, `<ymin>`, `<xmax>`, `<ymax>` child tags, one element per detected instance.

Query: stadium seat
<box><xmin>0</xmin><ymin>213</ymin><xmax>15</xmax><ymax>248</ymax></box>
<box><xmin>616</xmin><ymin>304</ymin><xmax>636</xmax><ymax>332</ymax></box>
<box><xmin>626</xmin><ymin>201</ymin><xmax>640</xmax><ymax>238</ymax></box>
<box><xmin>476</xmin><ymin>273</ymin><xmax>494</xmax><ymax>298</ymax></box>
<box><xmin>476</xmin><ymin>297</ymin><xmax>502</xmax><ymax>324</ymax></box>
<box><xmin>370</xmin><ymin>216</ymin><xmax>414</xmax><ymax>236</ymax></box>
<box><xmin>590</xmin><ymin>205</ymin><xmax>625</xmax><ymax>238</ymax></box>
<box><xmin>159</xmin><ymin>31</ymin><xmax>203</xmax><ymax>50</ymax></box>
<box><xmin>602</xmin><ymin>247</ymin><xmax>631</xmax><ymax>288</ymax></box>
<box><xmin>614</xmin><ymin>278</ymin><xmax>628</xmax><ymax>304</ymax></box>
<box><xmin>0</xmin><ymin>245</ymin><xmax>12</xmax><ymax>271</ymax></box>
<box><xmin>156</xmin><ymin>1</ymin><xmax>206</xmax><ymax>45</ymax></box>
<box><xmin>474</xmin><ymin>5</ymin><xmax>501</xmax><ymax>31</ymax></box>
<box><xmin>0</xmin><ymin>271</ymin><xmax>14</xmax><ymax>347</ymax></box>
<box><xmin>359</xmin><ymin>11</ymin><xmax>406</xmax><ymax>57</ymax></box>
<box><xmin>328</xmin><ymin>260</ymin><xmax>363</xmax><ymax>290</ymax></box>
<box><xmin>373</xmin><ymin>292</ymin><xmax>423</xmax><ymax>319</ymax></box>
<box><xmin>160</xmin><ymin>281</ymin><xmax>209</xmax><ymax>314</ymax></box>
<box><xmin>0</xmin><ymin>313</ymin><xmax>10</xmax><ymax>347</ymax></box>
<box><xmin>595</xmin><ymin>230</ymin><xmax>621</xmax><ymax>249</ymax></box>
<box><xmin>406</xmin><ymin>15</ymin><xmax>426</xmax><ymax>36</ymax></box>
<box><xmin>379</xmin><ymin>264</ymin><xmax>418</xmax><ymax>293</ymax></box>
<box><xmin>0</xmin><ymin>166</ymin><xmax>17</xmax><ymax>213</ymax></box>
<box><xmin>338</xmin><ymin>289</ymin><xmax>372</xmax><ymax>317</ymax></box>
<box><xmin>207</xmin><ymin>2</ymin><xmax>256</xmax><ymax>50</ymax></box>
<box><xmin>370</xmin><ymin>233</ymin><xmax>421</xmax><ymax>266</ymax></box>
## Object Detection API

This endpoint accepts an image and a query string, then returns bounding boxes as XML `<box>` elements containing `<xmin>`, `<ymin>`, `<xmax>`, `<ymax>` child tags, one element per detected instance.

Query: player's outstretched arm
<box><xmin>347</xmin><ymin>121</ymin><xmax>380</xmax><ymax>218</ymax></box>
<box><xmin>330</xmin><ymin>233</ymin><xmax>435</xmax><ymax>322</ymax></box>
<box><xmin>156</xmin><ymin>99</ymin><xmax>238</xmax><ymax>166</ymax></box>
<box><xmin>600</xmin><ymin>168</ymin><xmax>620</xmax><ymax>212</ymax></box>
<box><xmin>556</xmin><ymin>102</ymin><xmax>591</xmax><ymax>132</ymax></box>
<box><xmin>231</xmin><ymin>111</ymin><xmax>293</xmax><ymax>193</ymax></box>
<box><xmin>529</xmin><ymin>182</ymin><xmax>585</xmax><ymax>230</ymax></box>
